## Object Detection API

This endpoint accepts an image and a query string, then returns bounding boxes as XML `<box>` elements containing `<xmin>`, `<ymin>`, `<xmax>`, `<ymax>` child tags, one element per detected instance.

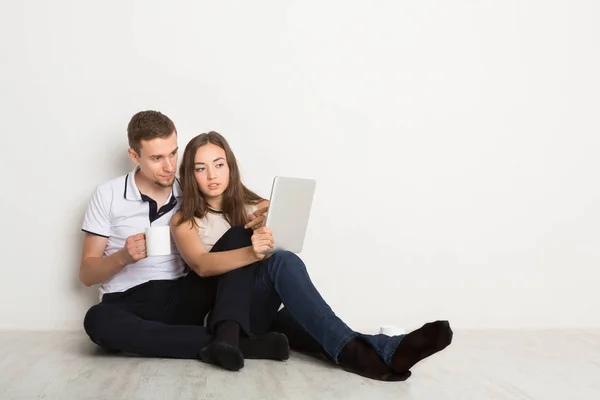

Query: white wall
<box><xmin>1</xmin><ymin>0</ymin><xmax>599</xmax><ymax>331</ymax></box>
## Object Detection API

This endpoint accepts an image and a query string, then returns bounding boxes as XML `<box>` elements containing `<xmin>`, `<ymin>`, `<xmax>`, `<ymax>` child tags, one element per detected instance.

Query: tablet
<box><xmin>263</xmin><ymin>176</ymin><xmax>316</xmax><ymax>254</ymax></box>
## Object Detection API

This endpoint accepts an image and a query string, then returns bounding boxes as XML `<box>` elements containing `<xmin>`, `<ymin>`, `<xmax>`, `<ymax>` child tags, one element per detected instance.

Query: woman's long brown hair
<box><xmin>176</xmin><ymin>131</ymin><xmax>264</xmax><ymax>228</ymax></box>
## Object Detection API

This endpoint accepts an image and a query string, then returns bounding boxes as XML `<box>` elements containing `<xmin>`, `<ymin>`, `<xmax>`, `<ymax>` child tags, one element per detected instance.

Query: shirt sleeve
<box><xmin>81</xmin><ymin>186</ymin><xmax>111</xmax><ymax>238</ymax></box>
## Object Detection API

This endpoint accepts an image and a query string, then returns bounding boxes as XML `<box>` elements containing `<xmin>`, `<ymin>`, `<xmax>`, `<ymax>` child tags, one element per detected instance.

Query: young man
<box><xmin>80</xmin><ymin>110</ymin><xmax>288</xmax><ymax>372</ymax></box>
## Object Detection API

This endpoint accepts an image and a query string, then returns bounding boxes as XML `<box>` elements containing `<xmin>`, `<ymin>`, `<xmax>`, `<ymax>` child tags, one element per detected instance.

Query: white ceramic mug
<box><xmin>145</xmin><ymin>226</ymin><xmax>171</xmax><ymax>256</ymax></box>
<box><xmin>379</xmin><ymin>325</ymin><xmax>406</xmax><ymax>336</ymax></box>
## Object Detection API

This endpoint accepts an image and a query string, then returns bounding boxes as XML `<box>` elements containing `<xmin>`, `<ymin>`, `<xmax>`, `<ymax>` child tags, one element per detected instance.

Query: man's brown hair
<box><xmin>127</xmin><ymin>110</ymin><xmax>176</xmax><ymax>155</ymax></box>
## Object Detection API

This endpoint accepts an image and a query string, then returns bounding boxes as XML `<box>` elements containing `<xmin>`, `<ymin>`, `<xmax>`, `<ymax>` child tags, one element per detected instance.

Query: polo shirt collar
<box><xmin>123</xmin><ymin>166</ymin><xmax>182</xmax><ymax>201</ymax></box>
<box><xmin>172</xmin><ymin>177</ymin><xmax>183</xmax><ymax>198</ymax></box>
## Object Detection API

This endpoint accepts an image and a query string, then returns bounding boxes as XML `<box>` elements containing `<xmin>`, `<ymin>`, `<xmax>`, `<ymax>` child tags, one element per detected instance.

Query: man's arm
<box><xmin>79</xmin><ymin>233</ymin><xmax>145</xmax><ymax>286</ymax></box>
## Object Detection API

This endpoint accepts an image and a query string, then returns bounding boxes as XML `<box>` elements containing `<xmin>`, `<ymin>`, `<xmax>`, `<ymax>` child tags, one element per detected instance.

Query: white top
<box><xmin>195</xmin><ymin>204</ymin><xmax>258</xmax><ymax>251</ymax></box>
<box><xmin>81</xmin><ymin>166</ymin><xmax>186</xmax><ymax>300</ymax></box>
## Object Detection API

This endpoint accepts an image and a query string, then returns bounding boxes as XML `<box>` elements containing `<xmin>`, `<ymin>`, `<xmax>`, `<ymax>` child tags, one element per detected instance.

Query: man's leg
<box><xmin>84</xmin><ymin>304</ymin><xmax>213</xmax><ymax>358</ymax></box>
<box><xmin>84</xmin><ymin>277</ymin><xmax>288</xmax><ymax>361</ymax></box>
<box><xmin>83</xmin><ymin>280</ymin><xmax>214</xmax><ymax>359</ymax></box>
<box><xmin>255</xmin><ymin>251</ymin><xmax>452</xmax><ymax>380</ymax></box>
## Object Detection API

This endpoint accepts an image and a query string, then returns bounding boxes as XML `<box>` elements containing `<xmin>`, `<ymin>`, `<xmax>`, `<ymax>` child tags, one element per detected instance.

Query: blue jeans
<box><xmin>249</xmin><ymin>251</ymin><xmax>405</xmax><ymax>366</ymax></box>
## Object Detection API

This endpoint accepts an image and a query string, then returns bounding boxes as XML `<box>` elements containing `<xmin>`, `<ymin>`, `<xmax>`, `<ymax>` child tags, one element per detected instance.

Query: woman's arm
<box><xmin>170</xmin><ymin>212</ymin><xmax>270</xmax><ymax>277</ymax></box>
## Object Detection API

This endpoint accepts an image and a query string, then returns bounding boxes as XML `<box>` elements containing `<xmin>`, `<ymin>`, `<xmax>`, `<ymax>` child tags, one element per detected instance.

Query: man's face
<box><xmin>129</xmin><ymin>133</ymin><xmax>178</xmax><ymax>188</ymax></box>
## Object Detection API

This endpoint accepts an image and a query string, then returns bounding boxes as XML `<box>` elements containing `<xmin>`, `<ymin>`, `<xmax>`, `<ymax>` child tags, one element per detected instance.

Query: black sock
<box><xmin>338</xmin><ymin>337</ymin><xmax>412</xmax><ymax>382</ymax></box>
<box><xmin>216</xmin><ymin>320</ymin><xmax>240</xmax><ymax>347</ymax></box>
<box><xmin>199</xmin><ymin>321</ymin><xmax>243</xmax><ymax>371</ymax></box>
<box><xmin>199</xmin><ymin>342</ymin><xmax>244</xmax><ymax>371</ymax></box>
<box><xmin>239</xmin><ymin>332</ymin><xmax>290</xmax><ymax>360</ymax></box>
<box><xmin>391</xmin><ymin>320</ymin><xmax>453</xmax><ymax>374</ymax></box>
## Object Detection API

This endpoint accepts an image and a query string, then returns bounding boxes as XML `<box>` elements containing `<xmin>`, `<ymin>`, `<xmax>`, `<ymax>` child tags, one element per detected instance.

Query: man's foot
<box><xmin>391</xmin><ymin>320</ymin><xmax>453</xmax><ymax>374</ymax></box>
<box><xmin>240</xmin><ymin>332</ymin><xmax>290</xmax><ymax>361</ymax></box>
<box><xmin>338</xmin><ymin>337</ymin><xmax>412</xmax><ymax>382</ymax></box>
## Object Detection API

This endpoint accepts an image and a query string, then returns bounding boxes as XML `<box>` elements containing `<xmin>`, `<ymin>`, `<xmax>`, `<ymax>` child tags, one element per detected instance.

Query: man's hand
<box><xmin>251</xmin><ymin>227</ymin><xmax>274</xmax><ymax>260</ymax></box>
<box><xmin>121</xmin><ymin>233</ymin><xmax>147</xmax><ymax>264</ymax></box>
<box><xmin>244</xmin><ymin>206</ymin><xmax>269</xmax><ymax>230</ymax></box>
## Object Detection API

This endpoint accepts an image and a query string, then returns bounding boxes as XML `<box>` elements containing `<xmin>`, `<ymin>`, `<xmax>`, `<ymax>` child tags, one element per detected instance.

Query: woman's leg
<box><xmin>270</xmin><ymin>307</ymin><xmax>327</xmax><ymax>357</ymax></box>
<box><xmin>207</xmin><ymin>225</ymin><xmax>258</xmax><ymax>335</ymax></box>
<box><xmin>198</xmin><ymin>225</ymin><xmax>289</xmax><ymax>370</ymax></box>
<box><xmin>253</xmin><ymin>251</ymin><xmax>452</xmax><ymax>381</ymax></box>
<box><xmin>250</xmin><ymin>255</ymin><xmax>404</xmax><ymax>380</ymax></box>
<box><xmin>252</xmin><ymin>251</ymin><xmax>356</xmax><ymax>360</ymax></box>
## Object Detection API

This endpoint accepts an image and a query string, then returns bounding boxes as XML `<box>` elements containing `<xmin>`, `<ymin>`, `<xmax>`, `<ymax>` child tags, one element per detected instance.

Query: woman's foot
<box><xmin>199</xmin><ymin>320</ymin><xmax>244</xmax><ymax>371</ymax></box>
<box><xmin>338</xmin><ymin>337</ymin><xmax>412</xmax><ymax>382</ymax></box>
<box><xmin>200</xmin><ymin>332</ymin><xmax>290</xmax><ymax>371</ymax></box>
<box><xmin>240</xmin><ymin>332</ymin><xmax>290</xmax><ymax>361</ymax></box>
<box><xmin>199</xmin><ymin>341</ymin><xmax>244</xmax><ymax>371</ymax></box>
<box><xmin>391</xmin><ymin>320</ymin><xmax>453</xmax><ymax>374</ymax></box>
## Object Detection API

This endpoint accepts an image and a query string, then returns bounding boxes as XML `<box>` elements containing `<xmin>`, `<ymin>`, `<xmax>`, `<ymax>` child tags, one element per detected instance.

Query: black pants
<box><xmin>83</xmin><ymin>226</ymin><xmax>261</xmax><ymax>359</ymax></box>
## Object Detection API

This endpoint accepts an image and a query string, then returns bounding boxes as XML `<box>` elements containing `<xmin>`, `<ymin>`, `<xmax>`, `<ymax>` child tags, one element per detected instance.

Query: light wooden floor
<box><xmin>0</xmin><ymin>330</ymin><xmax>598</xmax><ymax>400</ymax></box>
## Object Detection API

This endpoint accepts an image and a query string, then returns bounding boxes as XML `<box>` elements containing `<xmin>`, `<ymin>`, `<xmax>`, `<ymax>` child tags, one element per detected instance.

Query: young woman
<box><xmin>171</xmin><ymin>131</ymin><xmax>453</xmax><ymax>381</ymax></box>
<box><xmin>169</xmin><ymin>132</ymin><xmax>288</xmax><ymax>372</ymax></box>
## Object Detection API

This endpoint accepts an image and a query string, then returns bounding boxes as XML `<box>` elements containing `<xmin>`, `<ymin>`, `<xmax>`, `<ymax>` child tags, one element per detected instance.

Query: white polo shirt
<box><xmin>81</xmin><ymin>166</ymin><xmax>186</xmax><ymax>300</ymax></box>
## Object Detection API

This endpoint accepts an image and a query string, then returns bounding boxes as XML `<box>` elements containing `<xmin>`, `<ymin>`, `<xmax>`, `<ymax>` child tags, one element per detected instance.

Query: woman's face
<box><xmin>193</xmin><ymin>143</ymin><xmax>230</xmax><ymax>205</ymax></box>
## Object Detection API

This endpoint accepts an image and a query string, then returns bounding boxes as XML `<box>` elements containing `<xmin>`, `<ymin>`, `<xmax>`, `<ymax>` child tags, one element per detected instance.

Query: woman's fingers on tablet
<box><xmin>253</xmin><ymin>215</ymin><xmax>266</xmax><ymax>228</ymax></box>
<box><xmin>254</xmin><ymin>206</ymin><xmax>269</xmax><ymax>217</ymax></box>
<box><xmin>245</xmin><ymin>207</ymin><xmax>269</xmax><ymax>230</ymax></box>
<box><xmin>245</xmin><ymin>215</ymin><xmax>265</xmax><ymax>229</ymax></box>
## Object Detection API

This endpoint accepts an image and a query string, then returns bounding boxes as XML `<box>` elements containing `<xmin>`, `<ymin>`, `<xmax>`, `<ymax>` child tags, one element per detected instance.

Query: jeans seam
<box><xmin>381</xmin><ymin>334</ymin><xmax>405</xmax><ymax>366</ymax></box>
